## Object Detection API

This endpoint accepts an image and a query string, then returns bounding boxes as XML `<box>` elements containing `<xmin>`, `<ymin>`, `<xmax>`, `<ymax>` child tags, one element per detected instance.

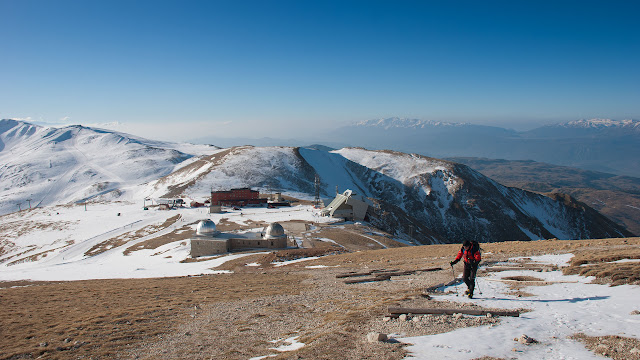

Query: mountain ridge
<box><xmin>0</xmin><ymin>119</ymin><xmax>632</xmax><ymax>244</ymax></box>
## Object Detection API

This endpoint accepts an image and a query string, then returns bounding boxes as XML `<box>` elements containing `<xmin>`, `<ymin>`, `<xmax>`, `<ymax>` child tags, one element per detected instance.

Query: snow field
<box><xmin>0</xmin><ymin>203</ymin><xmax>334</xmax><ymax>281</ymax></box>
<box><xmin>400</xmin><ymin>254</ymin><xmax>640</xmax><ymax>359</ymax></box>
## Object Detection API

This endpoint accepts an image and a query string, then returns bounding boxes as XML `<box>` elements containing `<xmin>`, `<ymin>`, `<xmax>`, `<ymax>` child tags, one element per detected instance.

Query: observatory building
<box><xmin>321</xmin><ymin>189</ymin><xmax>372</xmax><ymax>221</ymax></box>
<box><xmin>190</xmin><ymin>219</ymin><xmax>289</xmax><ymax>257</ymax></box>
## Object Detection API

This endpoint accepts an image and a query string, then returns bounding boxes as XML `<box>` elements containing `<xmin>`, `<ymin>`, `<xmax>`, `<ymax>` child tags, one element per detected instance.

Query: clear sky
<box><xmin>1</xmin><ymin>0</ymin><xmax>639</xmax><ymax>141</ymax></box>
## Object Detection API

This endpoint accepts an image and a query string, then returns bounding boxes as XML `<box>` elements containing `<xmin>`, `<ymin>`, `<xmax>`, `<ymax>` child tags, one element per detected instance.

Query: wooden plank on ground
<box><xmin>336</xmin><ymin>269</ymin><xmax>399</xmax><ymax>278</ymax></box>
<box><xmin>338</xmin><ymin>266</ymin><xmax>442</xmax><ymax>279</ymax></box>
<box><xmin>387</xmin><ymin>307</ymin><xmax>520</xmax><ymax>317</ymax></box>
<box><xmin>343</xmin><ymin>275</ymin><xmax>391</xmax><ymax>284</ymax></box>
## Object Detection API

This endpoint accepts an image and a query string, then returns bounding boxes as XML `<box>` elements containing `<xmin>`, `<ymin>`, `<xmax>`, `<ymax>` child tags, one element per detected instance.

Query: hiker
<box><xmin>450</xmin><ymin>240</ymin><xmax>481</xmax><ymax>298</ymax></box>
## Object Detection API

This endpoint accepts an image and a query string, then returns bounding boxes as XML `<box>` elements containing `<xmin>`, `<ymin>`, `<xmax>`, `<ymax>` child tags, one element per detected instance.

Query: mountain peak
<box><xmin>354</xmin><ymin>118</ymin><xmax>464</xmax><ymax>129</ymax></box>
<box><xmin>557</xmin><ymin>118</ymin><xmax>640</xmax><ymax>130</ymax></box>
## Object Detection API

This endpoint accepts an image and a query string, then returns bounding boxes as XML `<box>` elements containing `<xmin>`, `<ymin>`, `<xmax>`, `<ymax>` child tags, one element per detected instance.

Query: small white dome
<box><xmin>196</xmin><ymin>219</ymin><xmax>218</xmax><ymax>236</ymax></box>
<box><xmin>264</xmin><ymin>222</ymin><xmax>286</xmax><ymax>239</ymax></box>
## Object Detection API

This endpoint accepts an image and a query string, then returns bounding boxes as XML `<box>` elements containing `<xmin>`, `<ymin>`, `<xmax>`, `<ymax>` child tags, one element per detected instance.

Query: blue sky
<box><xmin>1</xmin><ymin>0</ymin><xmax>638</xmax><ymax>140</ymax></box>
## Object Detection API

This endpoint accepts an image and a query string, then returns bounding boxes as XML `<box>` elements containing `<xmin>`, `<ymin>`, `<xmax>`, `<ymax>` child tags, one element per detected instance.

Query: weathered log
<box><xmin>387</xmin><ymin>307</ymin><xmax>520</xmax><ymax>317</ymax></box>
<box><xmin>338</xmin><ymin>266</ymin><xmax>442</xmax><ymax>279</ymax></box>
<box><xmin>344</xmin><ymin>275</ymin><xmax>391</xmax><ymax>284</ymax></box>
<box><xmin>336</xmin><ymin>269</ymin><xmax>399</xmax><ymax>278</ymax></box>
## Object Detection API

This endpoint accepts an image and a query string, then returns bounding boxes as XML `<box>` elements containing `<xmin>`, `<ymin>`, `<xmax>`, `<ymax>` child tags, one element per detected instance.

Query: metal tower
<box><xmin>314</xmin><ymin>174</ymin><xmax>321</xmax><ymax>207</ymax></box>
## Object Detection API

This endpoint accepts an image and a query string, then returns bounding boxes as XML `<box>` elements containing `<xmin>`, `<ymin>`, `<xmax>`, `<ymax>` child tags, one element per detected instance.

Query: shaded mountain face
<box><xmin>327</xmin><ymin>118</ymin><xmax>640</xmax><ymax>177</ymax></box>
<box><xmin>446</xmin><ymin>157</ymin><xmax>640</xmax><ymax>236</ymax></box>
<box><xmin>150</xmin><ymin>145</ymin><xmax>632</xmax><ymax>244</ymax></box>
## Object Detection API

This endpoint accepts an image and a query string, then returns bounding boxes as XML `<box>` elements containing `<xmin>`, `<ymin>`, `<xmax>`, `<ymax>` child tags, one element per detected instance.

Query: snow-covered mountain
<box><xmin>1</xmin><ymin>119</ymin><xmax>631</xmax><ymax>246</ymax></box>
<box><xmin>558</xmin><ymin>118</ymin><xmax>640</xmax><ymax>130</ymax></box>
<box><xmin>147</xmin><ymin>145</ymin><xmax>632</xmax><ymax>243</ymax></box>
<box><xmin>0</xmin><ymin>119</ymin><xmax>221</xmax><ymax>215</ymax></box>
<box><xmin>354</xmin><ymin>117</ymin><xmax>466</xmax><ymax>129</ymax></box>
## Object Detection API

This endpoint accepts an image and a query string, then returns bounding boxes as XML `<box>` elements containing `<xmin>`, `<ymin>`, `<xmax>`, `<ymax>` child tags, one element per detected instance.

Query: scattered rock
<box><xmin>184</xmin><ymin>331</ymin><xmax>192</xmax><ymax>336</ymax></box>
<box><xmin>367</xmin><ymin>332</ymin><xmax>388</xmax><ymax>343</ymax></box>
<box><xmin>412</xmin><ymin>316</ymin><xmax>421</xmax><ymax>322</ymax></box>
<box><xmin>630</xmin><ymin>310</ymin><xmax>640</xmax><ymax>315</ymax></box>
<box><xmin>420</xmin><ymin>293</ymin><xmax>432</xmax><ymax>300</ymax></box>
<box><xmin>39</xmin><ymin>342</ymin><xmax>48</xmax><ymax>347</ymax></box>
<box><xmin>486</xmin><ymin>313</ymin><xmax>493</xmax><ymax>318</ymax></box>
<box><xmin>453</xmin><ymin>313</ymin><xmax>463</xmax><ymax>320</ymax></box>
<box><xmin>518</xmin><ymin>334</ymin><xmax>538</xmax><ymax>344</ymax></box>
<box><xmin>382</xmin><ymin>316</ymin><xmax>391</xmax><ymax>322</ymax></box>
<box><xmin>63</xmin><ymin>338</ymin><xmax>72</xmax><ymax>343</ymax></box>
<box><xmin>399</xmin><ymin>314</ymin><xmax>408</xmax><ymax>321</ymax></box>
<box><xmin>595</xmin><ymin>344</ymin><xmax>609</xmax><ymax>353</ymax></box>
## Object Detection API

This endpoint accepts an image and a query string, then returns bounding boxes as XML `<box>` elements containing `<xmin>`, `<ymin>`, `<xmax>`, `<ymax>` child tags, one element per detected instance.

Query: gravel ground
<box><xmin>128</xmin><ymin>262</ymin><xmax>510</xmax><ymax>360</ymax></box>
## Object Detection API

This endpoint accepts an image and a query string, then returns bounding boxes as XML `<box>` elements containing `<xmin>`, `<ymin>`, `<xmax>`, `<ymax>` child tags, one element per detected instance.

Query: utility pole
<box><xmin>17</xmin><ymin>203</ymin><xmax>22</xmax><ymax>211</ymax></box>
<box><xmin>314</xmin><ymin>174</ymin><xmax>321</xmax><ymax>207</ymax></box>
<box><xmin>26</xmin><ymin>199</ymin><xmax>31</xmax><ymax>209</ymax></box>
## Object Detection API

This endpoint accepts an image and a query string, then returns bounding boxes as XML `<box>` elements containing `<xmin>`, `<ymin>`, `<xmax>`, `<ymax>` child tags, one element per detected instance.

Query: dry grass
<box><xmin>563</xmin><ymin>246</ymin><xmax>640</xmax><ymax>286</ymax></box>
<box><xmin>0</xmin><ymin>273</ymin><xmax>306</xmax><ymax>360</ymax></box>
<box><xmin>123</xmin><ymin>221</ymin><xmax>195</xmax><ymax>255</ymax></box>
<box><xmin>0</xmin><ymin>220</ymin><xmax>74</xmax><ymax>264</ymax></box>
<box><xmin>85</xmin><ymin>215</ymin><xmax>182</xmax><ymax>256</ymax></box>
<box><xmin>310</xmin><ymin>225</ymin><xmax>400</xmax><ymax>252</ymax></box>
<box><xmin>571</xmin><ymin>333</ymin><xmax>640</xmax><ymax>360</ymax></box>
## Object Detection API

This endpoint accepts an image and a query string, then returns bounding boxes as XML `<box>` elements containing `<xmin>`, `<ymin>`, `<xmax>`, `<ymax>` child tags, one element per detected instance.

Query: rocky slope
<box><xmin>447</xmin><ymin>157</ymin><xmax>640</xmax><ymax>235</ymax></box>
<box><xmin>149</xmin><ymin>145</ymin><xmax>632</xmax><ymax>244</ymax></box>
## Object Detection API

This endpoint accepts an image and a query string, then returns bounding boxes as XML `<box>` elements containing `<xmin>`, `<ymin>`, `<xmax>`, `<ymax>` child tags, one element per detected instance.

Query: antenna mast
<box><xmin>314</xmin><ymin>174</ymin><xmax>321</xmax><ymax>207</ymax></box>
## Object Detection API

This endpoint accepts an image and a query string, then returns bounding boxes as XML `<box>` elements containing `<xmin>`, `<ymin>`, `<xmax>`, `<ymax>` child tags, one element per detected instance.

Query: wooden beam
<box><xmin>387</xmin><ymin>307</ymin><xmax>520</xmax><ymax>317</ymax></box>
<box><xmin>338</xmin><ymin>266</ymin><xmax>442</xmax><ymax>279</ymax></box>
<box><xmin>336</xmin><ymin>269</ymin><xmax>399</xmax><ymax>278</ymax></box>
<box><xmin>344</xmin><ymin>275</ymin><xmax>391</xmax><ymax>284</ymax></box>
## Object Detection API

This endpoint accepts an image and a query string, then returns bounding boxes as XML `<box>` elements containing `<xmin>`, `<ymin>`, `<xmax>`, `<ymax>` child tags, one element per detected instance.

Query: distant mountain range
<box><xmin>328</xmin><ymin>118</ymin><xmax>640</xmax><ymax>177</ymax></box>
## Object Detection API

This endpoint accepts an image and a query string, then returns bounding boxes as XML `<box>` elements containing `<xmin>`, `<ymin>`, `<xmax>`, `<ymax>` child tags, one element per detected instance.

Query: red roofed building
<box><xmin>210</xmin><ymin>188</ymin><xmax>267</xmax><ymax>207</ymax></box>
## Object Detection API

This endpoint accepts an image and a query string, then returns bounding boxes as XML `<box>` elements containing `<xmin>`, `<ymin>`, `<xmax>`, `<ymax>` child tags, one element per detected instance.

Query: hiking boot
<box><xmin>468</xmin><ymin>292</ymin><xmax>473</xmax><ymax>299</ymax></box>
<box><xmin>464</xmin><ymin>289</ymin><xmax>470</xmax><ymax>295</ymax></box>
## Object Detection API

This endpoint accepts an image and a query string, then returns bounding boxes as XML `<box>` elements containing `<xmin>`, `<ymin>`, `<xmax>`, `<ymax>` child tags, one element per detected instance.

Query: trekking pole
<box><xmin>451</xmin><ymin>264</ymin><xmax>459</xmax><ymax>296</ymax></box>
<box><xmin>475</xmin><ymin>276</ymin><xmax>482</xmax><ymax>295</ymax></box>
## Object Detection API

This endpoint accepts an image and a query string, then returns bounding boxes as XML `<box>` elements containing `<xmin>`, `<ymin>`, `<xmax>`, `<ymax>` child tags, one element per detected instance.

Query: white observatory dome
<box><xmin>263</xmin><ymin>222</ymin><xmax>286</xmax><ymax>239</ymax></box>
<box><xmin>196</xmin><ymin>219</ymin><xmax>218</xmax><ymax>236</ymax></box>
